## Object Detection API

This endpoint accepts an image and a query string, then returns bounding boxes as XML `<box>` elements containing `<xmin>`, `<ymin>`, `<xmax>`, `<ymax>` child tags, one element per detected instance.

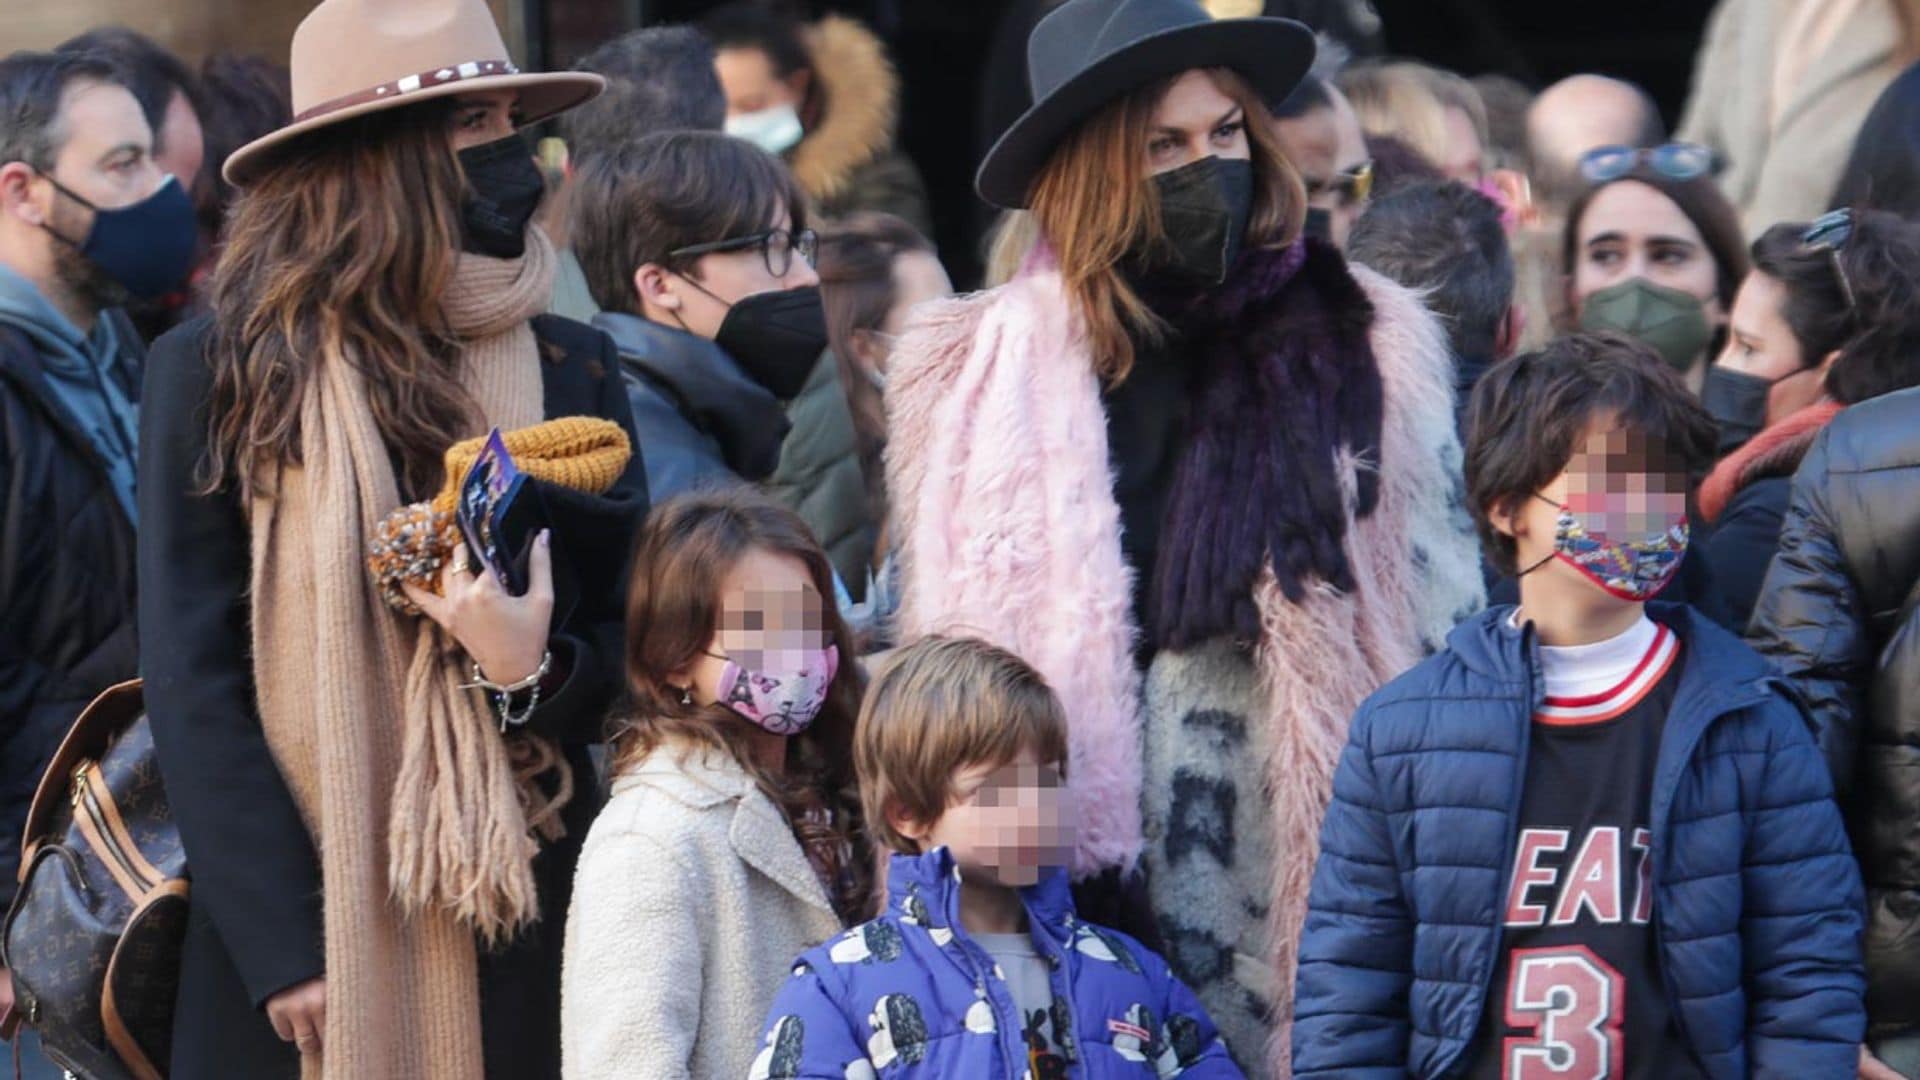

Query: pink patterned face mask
<box><xmin>711</xmin><ymin>644</ymin><xmax>839</xmax><ymax>735</ymax></box>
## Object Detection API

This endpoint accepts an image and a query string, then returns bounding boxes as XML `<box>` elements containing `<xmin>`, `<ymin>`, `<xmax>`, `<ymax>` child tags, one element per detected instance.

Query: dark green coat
<box><xmin>767</xmin><ymin>352</ymin><xmax>876</xmax><ymax>596</ymax></box>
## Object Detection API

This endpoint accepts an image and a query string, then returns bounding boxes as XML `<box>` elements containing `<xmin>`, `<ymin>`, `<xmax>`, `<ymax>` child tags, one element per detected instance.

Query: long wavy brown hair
<box><xmin>1028</xmin><ymin>67</ymin><xmax>1305</xmax><ymax>384</ymax></box>
<box><xmin>612</xmin><ymin>488</ymin><xmax>874</xmax><ymax>922</ymax></box>
<box><xmin>200</xmin><ymin>100</ymin><xmax>472</xmax><ymax>500</ymax></box>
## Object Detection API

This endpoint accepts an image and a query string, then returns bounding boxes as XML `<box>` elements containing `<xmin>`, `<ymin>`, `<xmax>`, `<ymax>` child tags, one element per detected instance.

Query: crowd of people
<box><xmin>3</xmin><ymin>0</ymin><xmax>1920</xmax><ymax>1076</ymax></box>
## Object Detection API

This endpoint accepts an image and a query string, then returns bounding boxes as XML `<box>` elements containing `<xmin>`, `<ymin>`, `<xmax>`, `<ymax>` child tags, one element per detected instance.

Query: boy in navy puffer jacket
<box><xmin>751</xmin><ymin>635</ymin><xmax>1240</xmax><ymax>1078</ymax></box>
<box><xmin>1292</xmin><ymin>334</ymin><xmax>1866</xmax><ymax>1079</ymax></box>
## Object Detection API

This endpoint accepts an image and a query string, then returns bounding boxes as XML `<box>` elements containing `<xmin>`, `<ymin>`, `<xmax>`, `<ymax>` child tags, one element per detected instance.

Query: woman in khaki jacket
<box><xmin>1680</xmin><ymin>0</ymin><xmax>1920</xmax><ymax>234</ymax></box>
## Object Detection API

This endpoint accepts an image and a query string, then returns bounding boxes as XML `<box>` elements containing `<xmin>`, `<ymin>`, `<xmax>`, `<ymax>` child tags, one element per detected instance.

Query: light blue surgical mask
<box><xmin>861</xmin><ymin>329</ymin><xmax>899</xmax><ymax>391</ymax></box>
<box><xmin>725</xmin><ymin>103</ymin><xmax>804</xmax><ymax>155</ymax></box>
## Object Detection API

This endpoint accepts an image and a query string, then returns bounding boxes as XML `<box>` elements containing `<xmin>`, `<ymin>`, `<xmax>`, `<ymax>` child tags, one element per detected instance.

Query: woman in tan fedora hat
<box><xmin>134</xmin><ymin>0</ymin><xmax>647</xmax><ymax>1077</ymax></box>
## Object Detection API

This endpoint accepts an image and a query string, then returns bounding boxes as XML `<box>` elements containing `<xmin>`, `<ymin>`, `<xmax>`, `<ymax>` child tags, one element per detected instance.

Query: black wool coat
<box><xmin>137</xmin><ymin>313</ymin><xmax>647</xmax><ymax>1079</ymax></box>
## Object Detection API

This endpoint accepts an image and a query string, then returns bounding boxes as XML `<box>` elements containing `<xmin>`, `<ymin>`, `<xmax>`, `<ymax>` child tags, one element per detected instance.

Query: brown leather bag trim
<box><xmin>18</xmin><ymin>679</ymin><xmax>143</xmax><ymax>882</ymax></box>
<box><xmin>84</xmin><ymin>764</ymin><xmax>162</xmax><ymax>891</ymax></box>
<box><xmin>71</xmin><ymin>792</ymin><xmax>145</xmax><ymax>904</ymax></box>
<box><xmin>100</xmin><ymin>878</ymin><xmax>186</xmax><ymax>1080</ymax></box>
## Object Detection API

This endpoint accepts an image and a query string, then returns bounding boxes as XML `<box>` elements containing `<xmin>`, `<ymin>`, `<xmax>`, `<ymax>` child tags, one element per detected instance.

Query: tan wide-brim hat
<box><xmin>223</xmin><ymin>0</ymin><xmax>604</xmax><ymax>185</ymax></box>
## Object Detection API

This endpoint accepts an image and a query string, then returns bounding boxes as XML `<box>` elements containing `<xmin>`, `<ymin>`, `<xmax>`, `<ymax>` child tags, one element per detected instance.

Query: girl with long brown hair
<box><xmin>135</xmin><ymin>1</ymin><xmax>647</xmax><ymax>1077</ymax></box>
<box><xmin>561</xmin><ymin>488</ymin><xmax>869</xmax><ymax>1079</ymax></box>
<box><xmin>884</xmin><ymin>0</ymin><xmax>1483</xmax><ymax>1072</ymax></box>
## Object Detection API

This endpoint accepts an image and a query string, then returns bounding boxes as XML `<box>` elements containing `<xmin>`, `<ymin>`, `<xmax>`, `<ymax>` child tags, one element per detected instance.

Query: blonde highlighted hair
<box><xmin>1338</xmin><ymin>60</ymin><xmax>1488</xmax><ymax>175</ymax></box>
<box><xmin>855</xmin><ymin>636</ymin><xmax>1069</xmax><ymax>854</ymax></box>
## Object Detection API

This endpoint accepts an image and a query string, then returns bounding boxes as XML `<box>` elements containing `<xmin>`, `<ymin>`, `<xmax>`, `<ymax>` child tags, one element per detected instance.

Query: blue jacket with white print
<box><xmin>750</xmin><ymin>847</ymin><xmax>1243</xmax><ymax>1078</ymax></box>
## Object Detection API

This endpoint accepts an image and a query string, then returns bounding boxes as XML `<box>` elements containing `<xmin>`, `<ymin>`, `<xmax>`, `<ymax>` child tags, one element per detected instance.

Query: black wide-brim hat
<box><xmin>976</xmin><ymin>0</ymin><xmax>1316</xmax><ymax>210</ymax></box>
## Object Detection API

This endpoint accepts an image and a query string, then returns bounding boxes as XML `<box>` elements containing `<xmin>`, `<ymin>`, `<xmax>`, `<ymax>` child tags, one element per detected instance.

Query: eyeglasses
<box><xmin>668</xmin><ymin>227</ymin><xmax>818</xmax><ymax>277</ymax></box>
<box><xmin>1802</xmin><ymin>208</ymin><xmax>1858</xmax><ymax>311</ymax></box>
<box><xmin>1307</xmin><ymin>160</ymin><xmax>1373</xmax><ymax>206</ymax></box>
<box><xmin>1577</xmin><ymin>143</ymin><xmax>1716</xmax><ymax>185</ymax></box>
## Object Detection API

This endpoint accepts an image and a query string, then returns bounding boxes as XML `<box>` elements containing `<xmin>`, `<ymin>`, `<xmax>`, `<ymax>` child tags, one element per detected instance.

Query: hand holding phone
<box><xmin>401</xmin><ymin>429</ymin><xmax>559</xmax><ymax>683</ymax></box>
<box><xmin>456</xmin><ymin>429</ymin><xmax>551</xmax><ymax>597</ymax></box>
<box><xmin>402</xmin><ymin>529</ymin><xmax>556</xmax><ymax>685</ymax></box>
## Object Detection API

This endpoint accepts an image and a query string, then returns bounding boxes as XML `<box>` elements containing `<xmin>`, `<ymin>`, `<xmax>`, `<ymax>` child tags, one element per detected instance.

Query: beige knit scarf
<box><xmin>247</xmin><ymin>229</ymin><xmax>557</xmax><ymax>1080</ymax></box>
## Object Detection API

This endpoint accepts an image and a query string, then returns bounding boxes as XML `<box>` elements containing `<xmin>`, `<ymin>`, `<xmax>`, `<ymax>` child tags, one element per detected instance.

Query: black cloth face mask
<box><xmin>1302</xmin><ymin>205</ymin><xmax>1333</xmax><ymax>244</ymax></box>
<box><xmin>1701</xmin><ymin>363</ymin><xmax>1804</xmax><ymax>457</ymax></box>
<box><xmin>457</xmin><ymin>133</ymin><xmax>545</xmax><ymax>259</ymax></box>
<box><xmin>1130</xmin><ymin>155</ymin><xmax>1256</xmax><ymax>291</ymax></box>
<box><xmin>677</xmin><ymin>278</ymin><xmax>829</xmax><ymax>400</ymax></box>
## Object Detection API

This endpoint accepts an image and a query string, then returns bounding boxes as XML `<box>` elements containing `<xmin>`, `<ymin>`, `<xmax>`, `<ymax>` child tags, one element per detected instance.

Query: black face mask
<box><xmin>1702</xmin><ymin>364</ymin><xmax>1802</xmax><ymax>457</ymax></box>
<box><xmin>39</xmin><ymin>173</ymin><xmax>198</xmax><ymax>300</ymax></box>
<box><xmin>1131</xmin><ymin>156</ymin><xmax>1256</xmax><ymax>291</ymax></box>
<box><xmin>457</xmin><ymin>134</ymin><xmax>545</xmax><ymax>259</ymax></box>
<box><xmin>1302</xmin><ymin>205</ymin><xmax>1333</xmax><ymax>244</ymax></box>
<box><xmin>712</xmin><ymin>286</ymin><xmax>829</xmax><ymax>400</ymax></box>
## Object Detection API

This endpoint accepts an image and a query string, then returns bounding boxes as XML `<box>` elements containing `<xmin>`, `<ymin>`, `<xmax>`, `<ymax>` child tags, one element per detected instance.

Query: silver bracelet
<box><xmin>461</xmin><ymin>650</ymin><xmax>553</xmax><ymax>732</ymax></box>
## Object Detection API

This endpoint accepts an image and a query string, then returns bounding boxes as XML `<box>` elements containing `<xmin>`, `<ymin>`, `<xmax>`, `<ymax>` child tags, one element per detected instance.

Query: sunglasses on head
<box><xmin>1577</xmin><ymin>142</ymin><xmax>1716</xmax><ymax>185</ymax></box>
<box><xmin>1802</xmin><ymin>208</ymin><xmax>1858</xmax><ymax>311</ymax></box>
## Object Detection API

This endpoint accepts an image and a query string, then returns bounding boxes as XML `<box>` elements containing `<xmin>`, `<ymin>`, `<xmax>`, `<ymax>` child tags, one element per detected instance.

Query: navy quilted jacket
<box><xmin>1293</xmin><ymin>603</ymin><xmax>1865</xmax><ymax>1079</ymax></box>
<box><xmin>751</xmin><ymin>847</ymin><xmax>1241</xmax><ymax>1078</ymax></box>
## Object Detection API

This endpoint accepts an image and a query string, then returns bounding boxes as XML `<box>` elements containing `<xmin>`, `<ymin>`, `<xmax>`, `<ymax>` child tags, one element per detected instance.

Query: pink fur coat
<box><xmin>884</xmin><ymin>261</ymin><xmax>1483</xmax><ymax>1074</ymax></box>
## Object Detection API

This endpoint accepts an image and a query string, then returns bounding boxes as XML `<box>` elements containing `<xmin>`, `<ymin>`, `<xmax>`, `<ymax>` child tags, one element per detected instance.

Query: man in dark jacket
<box><xmin>1347</xmin><ymin>179</ymin><xmax>1517</xmax><ymax>445</ymax></box>
<box><xmin>1748</xmin><ymin>385</ymin><xmax>1920</xmax><ymax>1076</ymax></box>
<box><xmin>0</xmin><ymin>48</ymin><xmax>193</xmax><ymax>1069</ymax></box>
<box><xmin>1348</xmin><ymin>179</ymin><xmax>1512</xmax><ymax>599</ymax></box>
<box><xmin>1295</xmin><ymin>335</ymin><xmax>1865</xmax><ymax>1078</ymax></box>
<box><xmin>570</xmin><ymin>130</ymin><xmax>831</xmax><ymax>513</ymax></box>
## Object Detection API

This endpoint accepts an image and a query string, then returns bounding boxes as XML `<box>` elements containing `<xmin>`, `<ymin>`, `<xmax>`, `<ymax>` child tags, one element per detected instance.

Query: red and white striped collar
<box><xmin>1534</xmin><ymin>622</ymin><xmax>1680</xmax><ymax>726</ymax></box>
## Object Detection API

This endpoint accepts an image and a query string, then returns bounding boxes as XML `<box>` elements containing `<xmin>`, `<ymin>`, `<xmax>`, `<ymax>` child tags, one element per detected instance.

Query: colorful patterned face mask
<box><xmin>711</xmin><ymin>644</ymin><xmax>839</xmax><ymax>735</ymax></box>
<box><xmin>1528</xmin><ymin>492</ymin><xmax>1689</xmax><ymax>600</ymax></box>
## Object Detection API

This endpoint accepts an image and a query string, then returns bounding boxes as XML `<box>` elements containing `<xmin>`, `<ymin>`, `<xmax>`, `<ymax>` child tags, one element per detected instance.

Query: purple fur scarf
<box><xmin>1150</xmin><ymin>238</ymin><xmax>1385</xmax><ymax>651</ymax></box>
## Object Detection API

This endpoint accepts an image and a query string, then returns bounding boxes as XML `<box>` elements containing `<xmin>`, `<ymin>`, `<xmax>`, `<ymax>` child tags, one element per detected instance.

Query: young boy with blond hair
<box><xmin>751</xmin><ymin>635</ymin><xmax>1242</xmax><ymax>1077</ymax></box>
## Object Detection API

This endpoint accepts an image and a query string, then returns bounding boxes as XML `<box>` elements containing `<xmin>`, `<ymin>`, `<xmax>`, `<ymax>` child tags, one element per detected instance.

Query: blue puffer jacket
<box><xmin>752</xmin><ymin>847</ymin><xmax>1242</xmax><ymax>1078</ymax></box>
<box><xmin>1293</xmin><ymin>603</ymin><xmax>1865</xmax><ymax>1079</ymax></box>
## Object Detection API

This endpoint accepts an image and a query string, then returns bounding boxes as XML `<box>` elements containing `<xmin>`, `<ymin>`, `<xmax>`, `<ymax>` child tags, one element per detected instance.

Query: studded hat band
<box><xmin>291</xmin><ymin>58</ymin><xmax>521</xmax><ymax>123</ymax></box>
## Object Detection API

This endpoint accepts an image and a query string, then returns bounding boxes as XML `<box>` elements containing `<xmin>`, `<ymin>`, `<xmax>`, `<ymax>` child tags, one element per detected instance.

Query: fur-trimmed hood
<box><xmin>794</xmin><ymin>15</ymin><xmax>900</xmax><ymax>204</ymax></box>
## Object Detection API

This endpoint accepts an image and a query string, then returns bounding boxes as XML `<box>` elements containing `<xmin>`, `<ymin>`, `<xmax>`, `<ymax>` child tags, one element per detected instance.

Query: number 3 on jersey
<box><xmin>1502</xmin><ymin>946</ymin><xmax>1625</xmax><ymax>1079</ymax></box>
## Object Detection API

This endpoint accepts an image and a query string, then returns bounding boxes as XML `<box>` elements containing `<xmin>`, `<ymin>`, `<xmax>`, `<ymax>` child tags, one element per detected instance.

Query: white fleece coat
<box><xmin>560</xmin><ymin>747</ymin><xmax>842</xmax><ymax>1079</ymax></box>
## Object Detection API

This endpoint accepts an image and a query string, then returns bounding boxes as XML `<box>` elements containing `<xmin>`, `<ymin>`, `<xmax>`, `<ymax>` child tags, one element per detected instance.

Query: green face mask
<box><xmin>1577</xmin><ymin>277</ymin><xmax>1713</xmax><ymax>373</ymax></box>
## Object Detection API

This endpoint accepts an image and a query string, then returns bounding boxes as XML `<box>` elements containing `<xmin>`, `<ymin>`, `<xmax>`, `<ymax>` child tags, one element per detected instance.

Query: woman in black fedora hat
<box><xmin>135</xmin><ymin>0</ymin><xmax>648</xmax><ymax>1076</ymax></box>
<box><xmin>884</xmin><ymin>0</ymin><xmax>1482</xmax><ymax>1071</ymax></box>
